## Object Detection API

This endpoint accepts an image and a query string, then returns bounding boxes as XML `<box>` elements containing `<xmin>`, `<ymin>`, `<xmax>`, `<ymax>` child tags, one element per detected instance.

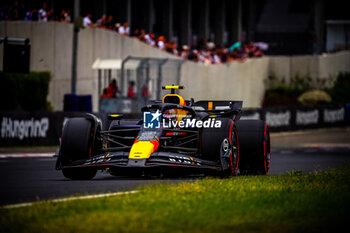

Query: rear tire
<box><xmin>236</xmin><ymin>120</ymin><xmax>271</xmax><ymax>175</ymax></box>
<box><xmin>60</xmin><ymin>118</ymin><xmax>98</xmax><ymax>180</ymax></box>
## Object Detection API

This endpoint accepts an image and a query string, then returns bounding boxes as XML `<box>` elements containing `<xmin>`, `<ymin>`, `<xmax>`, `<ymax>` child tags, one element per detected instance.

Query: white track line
<box><xmin>0</xmin><ymin>153</ymin><xmax>54</xmax><ymax>158</ymax></box>
<box><xmin>2</xmin><ymin>190</ymin><xmax>139</xmax><ymax>209</ymax></box>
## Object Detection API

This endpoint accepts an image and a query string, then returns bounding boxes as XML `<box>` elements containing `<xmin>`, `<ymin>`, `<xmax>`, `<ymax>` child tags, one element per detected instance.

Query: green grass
<box><xmin>1</xmin><ymin>167</ymin><xmax>350</xmax><ymax>233</ymax></box>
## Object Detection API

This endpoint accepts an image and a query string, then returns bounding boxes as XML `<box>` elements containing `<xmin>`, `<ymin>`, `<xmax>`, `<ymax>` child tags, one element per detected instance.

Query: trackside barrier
<box><xmin>0</xmin><ymin>105</ymin><xmax>347</xmax><ymax>146</ymax></box>
<box><xmin>346</xmin><ymin>104</ymin><xmax>350</xmax><ymax>125</ymax></box>
<box><xmin>242</xmin><ymin>104</ymin><xmax>347</xmax><ymax>132</ymax></box>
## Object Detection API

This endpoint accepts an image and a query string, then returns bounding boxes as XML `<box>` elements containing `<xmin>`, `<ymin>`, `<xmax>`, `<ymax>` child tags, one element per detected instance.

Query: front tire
<box><xmin>60</xmin><ymin>118</ymin><xmax>98</xmax><ymax>180</ymax></box>
<box><xmin>201</xmin><ymin>118</ymin><xmax>240</xmax><ymax>176</ymax></box>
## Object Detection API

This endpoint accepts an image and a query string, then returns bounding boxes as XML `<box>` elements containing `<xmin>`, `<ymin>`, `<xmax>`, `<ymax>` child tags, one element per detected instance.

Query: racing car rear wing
<box><xmin>192</xmin><ymin>101</ymin><xmax>242</xmax><ymax>121</ymax></box>
<box><xmin>192</xmin><ymin>101</ymin><xmax>242</xmax><ymax>112</ymax></box>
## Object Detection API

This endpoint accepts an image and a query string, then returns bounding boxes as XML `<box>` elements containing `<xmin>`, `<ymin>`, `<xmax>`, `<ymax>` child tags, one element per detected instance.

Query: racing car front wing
<box><xmin>57</xmin><ymin>151</ymin><xmax>222</xmax><ymax>174</ymax></box>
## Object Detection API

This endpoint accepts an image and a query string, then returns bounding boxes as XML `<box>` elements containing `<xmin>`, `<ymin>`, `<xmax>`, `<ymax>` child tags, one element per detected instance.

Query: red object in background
<box><xmin>128</xmin><ymin>84</ymin><xmax>135</xmax><ymax>98</ymax></box>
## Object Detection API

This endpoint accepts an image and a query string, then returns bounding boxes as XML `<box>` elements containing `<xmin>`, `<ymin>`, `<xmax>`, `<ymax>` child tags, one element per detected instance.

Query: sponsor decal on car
<box><xmin>168</xmin><ymin>155</ymin><xmax>201</xmax><ymax>165</ymax></box>
<box><xmin>84</xmin><ymin>155</ymin><xmax>111</xmax><ymax>165</ymax></box>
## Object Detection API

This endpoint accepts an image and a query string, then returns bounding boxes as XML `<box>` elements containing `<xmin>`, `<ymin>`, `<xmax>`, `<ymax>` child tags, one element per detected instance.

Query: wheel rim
<box><xmin>229</xmin><ymin>123</ymin><xmax>239</xmax><ymax>175</ymax></box>
<box><xmin>264</xmin><ymin>124</ymin><xmax>271</xmax><ymax>173</ymax></box>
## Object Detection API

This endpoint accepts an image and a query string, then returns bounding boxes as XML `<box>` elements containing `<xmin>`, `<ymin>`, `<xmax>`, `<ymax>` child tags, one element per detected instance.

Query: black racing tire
<box><xmin>201</xmin><ymin>118</ymin><xmax>240</xmax><ymax>175</ymax></box>
<box><xmin>236</xmin><ymin>120</ymin><xmax>271</xmax><ymax>175</ymax></box>
<box><xmin>60</xmin><ymin>118</ymin><xmax>97</xmax><ymax>180</ymax></box>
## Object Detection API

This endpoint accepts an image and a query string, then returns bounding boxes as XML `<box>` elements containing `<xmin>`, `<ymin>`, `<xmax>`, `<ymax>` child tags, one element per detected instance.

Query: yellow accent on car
<box><xmin>162</xmin><ymin>94</ymin><xmax>186</xmax><ymax>105</ymax></box>
<box><xmin>164</xmin><ymin>85</ymin><xmax>184</xmax><ymax>90</ymax></box>
<box><xmin>162</xmin><ymin>93</ymin><xmax>188</xmax><ymax>122</ymax></box>
<box><xmin>108</xmin><ymin>114</ymin><xmax>123</xmax><ymax>120</ymax></box>
<box><xmin>208</xmin><ymin>102</ymin><xmax>213</xmax><ymax>111</ymax></box>
<box><xmin>129</xmin><ymin>141</ymin><xmax>156</xmax><ymax>159</ymax></box>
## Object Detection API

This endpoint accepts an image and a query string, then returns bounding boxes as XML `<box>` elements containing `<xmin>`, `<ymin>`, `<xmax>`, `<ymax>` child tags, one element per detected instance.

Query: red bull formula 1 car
<box><xmin>56</xmin><ymin>86</ymin><xmax>271</xmax><ymax>179</ymax></box>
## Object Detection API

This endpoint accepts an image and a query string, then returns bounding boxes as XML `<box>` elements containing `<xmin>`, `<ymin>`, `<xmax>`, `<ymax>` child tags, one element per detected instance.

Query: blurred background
<box><xmin>0</xmin><ymin>0</ymin><xmax>349</xmax><ymax>146</ymax></box>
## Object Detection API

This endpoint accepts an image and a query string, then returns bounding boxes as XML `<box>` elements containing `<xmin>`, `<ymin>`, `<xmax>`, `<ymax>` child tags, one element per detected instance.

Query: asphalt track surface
<box><xmin>1</xmin><ymin>127</ymin><xmax>350</xmax><ymax>206</ymax></box>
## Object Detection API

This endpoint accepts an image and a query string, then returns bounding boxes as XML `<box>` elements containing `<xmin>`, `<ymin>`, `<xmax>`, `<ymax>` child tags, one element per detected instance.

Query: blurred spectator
<box><xmin>64</xmin><ymin>10</ymin><xmax>71</xmax><ymax>22</ymax></box>
<box><xmin>212</xmin><ymin>48</ymin><xmax>221</xmax><ymax>64</ymax></box>
<box><xmin>206</xmin><ymin>39</ymin><xmax>215</xmax><ymax>51</ymax></box>
<box><xmin>47</xmin><ymin>9</ymin><xmax>55</xmax><ymax>21</ymax></box>
<box><xmin>59</xmin><ymin>9</ymin><xmax>71</xmax><ymax>23</ymax></box>
<box><xmin>24</xmin><ymin>9</ymin><xmax>32</xmax><ymax>21</ymax></box>
<box><xmin>138</xmin><ymin>29</ymin><xmax>146</xmax><ymax>42</ymax></box>
<box><xmin>1</xmin><ymin>1</ymin><xmax>76</xmax><ymax>23</ymax></box>
<box><xmin>114</xmin><ymin>23</ymin><xmax>121</xmax><ymax>32</ymax></box>
<box><xmin>165</xmin><ymin>40</ymin><xmax>177</xmax><ymax>54</ymax></box>
<box><xmin>31</xmin><ymin>9</ymin><xmax>39</xmax><ymax>21</ymax></box>
<box><xmin>59</xmin><ymin>9</ymin><xmax>66</xmax><ymax>22</ymax></box>
<box><xmin>247</xmin><ymin>42</ymin><xmax>255</xmax><ymax>58</ymax></box>
<box><xmin>253</xmin><ymin>42</ymin><xmax>268</xmax><ymax>51</ymax></box>
<box><xmin>8</xmin><ymin>1</ymin><xmax>19</xmax><ymax>20</ymax></box>
<box><xmin>26</xmin><ymin>9</ymin><xmax>38</xmax><ymax>21</ymax></box>
<box><xmin>127</xmin><ymin>81</ymin><xmax>135</xmax><ymax>98</ymax></box>
<box><xmin>96</xmin><ymin>15</ymin><xmax>107</xmax><ymax>28</ymax></box>
<box><xmin>180</xmin><ymin>45</ymin><xmax>190</xmax><ymax>58</ymax></box>
<box><xmin>239</xmin><ymin>45</ymin><xmax>247</xmax><ymax>59</ymax></box>
<box><xmin>144</xmin><ymin>32</ymin><xmax>155</xmax><ymax>46</ymax></box>
<box><xmin>107</xmin><ymin>79</ymin><xmax>119</xmax><ymax>98</ymax></box>
<box><xmin>106</xmin><ymin>15</ymin><xmax>114</xmax><ymax>29</ymax></box>
<box><xmin>38</xmin><ymin>2</ymin><xmax>47</xmax><ymax>22</ymax></box>
<box><xmin>101</xmin><ymin>88</ymin><xmax>109</xmax><ymax>98</ymax></box>
<box><xmin>83</xmin><ymin>13</ymin><xmax>94</xmax><ymax>27</ymax></box>
<box><xmin>198</xmin><ymin>50</ymin><xmax>213</xmax><ymax>65</ymax></box>
<box><xmin>188</xmin><ymin>49</ymin><xmax>199</xmax><ymax>62</ymax></box>
<box><xmin>254</xmin><ymin>46</ymin><xmax>263</xmax><ymax>57</ymax></box>
<box><xmin>141</xmin><ymin>84</ymin><xmax>149</xmax><ymax>99</ymax></box>
<box><xmin>133</xmin><ymin>29</ymin><xmax>140</xmax><ymax>38</ymax></box>
<box><xmin>118</xmin><ymin>22</ymin><xmax>130</xmax><ymax>35</ymax></box>
<box><xmin>157</xmin><ymin>36</ymin><xmax>165</xmax><ymax>50</ymax></box>
<box><xmin>232</xmin><ymin>48</ymin><xmax>239</xmax><ymax>60</ymax></box>
<box><xmin>0</xmin><ymin>1</ymin><xmax>266</xmax><ymax>65</ymax></box>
